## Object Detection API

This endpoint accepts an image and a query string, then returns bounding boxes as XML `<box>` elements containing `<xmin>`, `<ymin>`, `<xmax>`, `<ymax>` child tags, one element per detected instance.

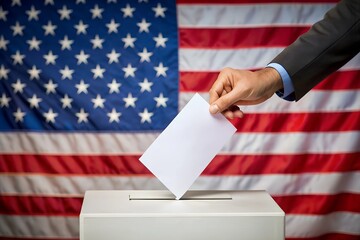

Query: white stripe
<box><xmin>0</xmin><ymin>215</ymin><xmax>78</xmax><ymax>238</ymax></box>
<box><xmin>180</xmin><ymin>91</ymin><xmax>360</xmax><ymax>113</ymax></box>
<box><xmin>286</xmin><ymin>212</ymin><xmax>360</xmax><ymax>237</ymax></box>
<box><xmin>0</xmin><ymin>211</ymin><xmax>359</xmax><ymax>239</ymax></box>
<box><xmin>1</xmin><ymin>172</ymin><xmax>359</xmax><ymax>196</ymax></box>
<box><xmin>0</xmin><ymin>130</ymin><xmax>359</xmax><ymax>154</ymax></box>
<box><xmin>177</xmin><ymin>4</ymin><xmax>335</xmax><ymax>28</ymax></box>
<box><xmin>179</xmin><ymin>48</ymin><xmax>360</xmax><ymax>71</ymax></box>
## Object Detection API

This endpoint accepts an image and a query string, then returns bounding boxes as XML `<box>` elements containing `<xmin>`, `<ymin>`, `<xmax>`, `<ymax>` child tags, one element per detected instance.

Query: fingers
<box><xmin>210</xmin><ymin>89</ymin><xmax>239</xmax><ymax>114</ymax></box>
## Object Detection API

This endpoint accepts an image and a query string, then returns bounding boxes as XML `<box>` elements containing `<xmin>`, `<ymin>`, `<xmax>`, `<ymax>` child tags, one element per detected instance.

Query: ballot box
<box><xmin>80</xmin><ymin>190</ymin><xmax>285</xmax><ymax>240</ymax></box>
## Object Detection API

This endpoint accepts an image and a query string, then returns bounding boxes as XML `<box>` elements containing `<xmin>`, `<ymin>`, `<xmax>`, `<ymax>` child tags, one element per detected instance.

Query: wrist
<box><xmin>256</xmin><ymin>68</ymin><xmax>283</xmax><ymax>92</ymax></box>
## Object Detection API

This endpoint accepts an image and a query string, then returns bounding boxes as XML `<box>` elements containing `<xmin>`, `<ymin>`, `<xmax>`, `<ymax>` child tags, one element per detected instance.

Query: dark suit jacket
<box><xmin>271</xmin><ymin>0</ymin><xmax>360</xmax><ymax>101</ymax></box>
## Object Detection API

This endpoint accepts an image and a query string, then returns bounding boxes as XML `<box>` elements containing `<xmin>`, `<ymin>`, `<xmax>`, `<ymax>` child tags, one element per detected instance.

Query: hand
<box><xmin>209</xmin><ymin>67</ymin><xmax>283</xmax><ymax>118</ymax></box>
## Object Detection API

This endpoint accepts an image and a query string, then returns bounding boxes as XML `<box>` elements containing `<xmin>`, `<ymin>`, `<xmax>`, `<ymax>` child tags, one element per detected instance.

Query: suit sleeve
<box><xmin>270</xmin><ymin>0</ymin><xmax>360</xmax><ymax>101</ymax></box>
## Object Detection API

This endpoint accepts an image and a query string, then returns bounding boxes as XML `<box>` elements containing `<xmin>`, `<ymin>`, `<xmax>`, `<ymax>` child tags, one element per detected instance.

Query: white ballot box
<box><xmin>80</xmin><ymin>190</ymin><xmax>285</xmax><ymax>240</ymax></box>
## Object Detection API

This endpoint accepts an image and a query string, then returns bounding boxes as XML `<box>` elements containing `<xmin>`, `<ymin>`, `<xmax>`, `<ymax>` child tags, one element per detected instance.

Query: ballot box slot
<box><xmin>129</xmin><ymin>194</ymin><xmax>233</xmax><ymax>201</ymax></box>
<box><xmin>129</xmin><ymin>196</ymin><xmax>233</xmax><ymax>201</ymax></box>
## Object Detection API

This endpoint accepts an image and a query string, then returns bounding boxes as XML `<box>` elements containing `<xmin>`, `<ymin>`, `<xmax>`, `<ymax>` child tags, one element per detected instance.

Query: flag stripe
<box><xmin>179</xmin><ymin>48</ymin><xmax>360</xmax><ymax>71</ymax></box>
<box><xmin>177</xmin><ymin>0</ymin><xmax>340</xmax><ymax>4</ymax></box>
<box><xmin>287</xmin><ymin>234</ymin><xmax>360</xmax><ymax>240</ymax></box>
<box><xmin>230</xmin><ymin>112</ymin><xmax>360</xmax><ymax>133</ymax></box>
<box><xmin>1</xmin><ymin>172</ymin><xmax>359</xmax><ymax>196</ymax></box>
<box><xmin>0</xmin><ymin>213</ymin><xmax>359</xmax><ymax>238</ymax></box>
<box><xmin>286</xmin><ymin>212</ymin><xmax>360</xmax><ymax>237</ymax></box>
<box><xmin>1</xmin><ymin>153</ymin><xmax>359</xmax><ymax>175</ymax></box>
<box><xmin>179</xmin><ymin>27</ymin><xmax>310</xmax><ymax>48</ymax></box>
<box><xmin>180</xmin><ymin>70</ymin><xmax>360</xmax><ymax>92</ymax></box>
<box><xmin>1</xmin><ymin>193</ymin><xmax>359</xmax><ymax>216</ymax></box>
<box><xmin>1</xmin><ymin>131</ymin><xmax>359</xmax><ymax>154</ymax></box>
<box><xmin>177</xmin><ymin>3</ymin><xmax>335</xmax><ymax>27</ymax></box>
<box><xmin>180</xmin><ymin>92</ymin><xmax>360</xmax><ymax>113</ymax></box>
<box><xmin>273</xmin><ymin>194</ymin><xmax>360</xmax><ymax>214</ymax></box>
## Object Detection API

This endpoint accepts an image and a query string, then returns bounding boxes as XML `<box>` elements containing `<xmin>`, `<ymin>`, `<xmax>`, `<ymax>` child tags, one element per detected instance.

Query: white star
<box><xmin>75</xmin><ymin>80</ymin><xmax>89</xmax><ymax>94</ymax></box>
<box><xmin>138</xmin><ymin>48</ymin><xmax>153</xmax><ymax>63</ymax></box>
<box><xmin>27</xmin><ymin>36</ymin><xmax>41</xmax><ymax>51</ymax></box>
<box><xmin>121</xmin><ymin>4</ymin><xmax>135</xmax><ymax>18</ymax></box>
<box><xmin>13</xmin><ymin>108</ymin><xmax>26</xmax><ymax>122</ymax></box>
<box><xmin>12</xmin><ymin>0</ymin><xmax>22</xmax><ymax>6</ymax></box>
<box><xmin>58</xmin><ymin>5</ymin><xmax>72</xmax><ymax>20</ymax></box>
<box><xmin>137</xmin><ymin>18</ymin><xmax>151</xmax><ymax>33</ymax></box>
<box><xmin>152</xmin><ymin>3</ymin><xmax>166</xmax><ymax>18</ymax></box>
<box><xmin>27</xmin><ymin>94</ymin><xmax>42</xmax><ymax>108</ymax></box>
<box><xmin>75</xmin><ymin>50</ymin><xmax>90</xmax><ymax>65</ymax></box>
<box><xmin>42</xmin><ymin>21</ymin><xmax>57</xmax><ymax>35</ymax></box>
<box><xmin>59</xmin><ymin>35</ymin><xmax>73</xmax><ymax>50</ymax></box>
<box><xmin>108</xmin><ymin>0</ymin><xmax>117</xmax><ymax>3</ymax></box>
<box><xmin>106</xmin><ymin>19</ymin><xmax>119</xmax><ymax>34</ymax></box>
<box><xmin>121</xmin><ymin>33</ymin><xmax>136</xmax><ymax>48</ymax></box>
<box><xmin>122</xmin><ymin>64</ymin><xmax>136</xmax><ymax>78</ymax></box>
<box><xmin>123</xmin><ymin>93</ymin><xmax>137</xmax><ymax>108</ymax></box>
<box><xmin>76</xmin><ymin>0</ymin><xmax>86</xmax><ymax>4</ymax></box>
<box><xmin>154</xmin><ymin>93</ymin><xmax>169</xmax><ymax>108</ymax></box>
<box><xmin>139</xmin><ymin>78</ymin><xmax>153</xmax><ymax>93</ymax></box>
<box><xmin>44</xmin><ymin>79</ymin><xmax>57</xmax><ymax>94</ymax></box>
<box><xmin>90</xmin><ymin>4</ymin><xmax>103</xmax><ymax>19</ymax></box>
<box><xmin>139</xmin><ymin>108</ymin><xmax>153</xmax><ymax>123</ymax></box>
<box><xmin>74</xmin><ymin>20</ymin><xmax>88</xmax><ymax>35</ymax></box>
<box><xmin>0</xmin><ymin>35</ymin><xmax>9</xmax><ymax>50</ymax></box>
<box><xmin>0</xmin><ymin>93</ymin><xmax>11</xmax><ymax>108</ymax></box>
<box><xmin>26</xmin><ymin>5</ymin><xmax>41</xmax><ymax>21</ymax></box>
<box><xmin>91</xmin><ymin>64</ymin><xmax>105</xmax><ymax>79</ymax></box>
<box><xmin>90</xmin><ymin>35</ymin><xmax>104</xmax><ymax>49</ymax></box>
<box><xmin>138</xmin><ymin>0</ymin><xmax>148</xmax><ymax>2</ymax></box>
<box><xmin>27</xmin><ymin>65</ymin><xmax>41</xmax><ymax>80</ymax></box>
<box><xmin>59</xmin><ymin>65</ymin><xmax>74</xmax><ymax>80</ymax></box>
<box><xmin>107</xmin><ymin>79</ymin><xmax>121</xmax><ymax>93</ymax></box>
<box><xmin>60</xmin><ymin>94</ymin><xmax>73</xmax><ymax>108</ymax></box>
<box><xmin>154</xmin><ymin>62</ymin><xmax>168</xmax><ymax>77</ymax></box>
<box><xmin>107</xmin><ymin>49</ymin><xmax>120</xmax><ymax>64</ymax></box>
<box><xmin>107</xmin><ymin>108</ymin><xmax>121</xmax><ymax>123</ymax></box>
<box><xmin>11</xmin><ymin>22</ymin><xmax>25</xmax><ymax>36</ymax></box>
<box><xmin>43</xmin><ymin>108</ymin><xmax>58</xmax><ymax>123</ymax></box>
<box><xmin>11</xmin><ymin>51</ymin><xmax>25</xmax><ymax>65</ymax></box>
<box><xmin>91</xmin><ymin>94</ymin><xmax>106</xmax><ymax>108</ymax></box>
<box><xmin>12</xmin><ymin>79</ymin><xmax>26</xmax><ymax>93</ymax></box>
<box><xmin>153</xmin><ymin>33</ymin><xmax>168</xmax><ymax>48</ymax></box>
<box><xmin>76</xmin><ymin>108</ymin><xmax>89</xmax><ymax>123</ymax></box>
<box><xmin>0</xmin><ymin>6</ymin><xmax>8</xmax><ymax>21</ymax></box>
<box><xmin>43</xmin><ymin>51</ymin><xmax>58</xmax><ymax>65</ymax></box>
<box><xmin>0</xmin><ymin>65</ymin><xmax>10</xmax><ymax>80</ymax></box>
<box><xmin>44</xmin><ymin>0</ymin><xmax>54</xmax><ymax>5</ymax></box>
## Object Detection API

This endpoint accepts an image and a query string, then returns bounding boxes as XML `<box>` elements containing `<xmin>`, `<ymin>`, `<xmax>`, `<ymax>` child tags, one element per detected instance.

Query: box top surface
<box><xmin>81</xmin><ymin>190</ymin><xmax>284</xmax><ymax>216</ymax></box>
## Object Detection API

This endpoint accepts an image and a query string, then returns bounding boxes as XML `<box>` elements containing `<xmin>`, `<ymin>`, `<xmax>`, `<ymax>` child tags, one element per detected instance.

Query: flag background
<box><xmin>1</xmin><ymin>0</ymin><xmax>360</xmax><ymax>240</ymax></box>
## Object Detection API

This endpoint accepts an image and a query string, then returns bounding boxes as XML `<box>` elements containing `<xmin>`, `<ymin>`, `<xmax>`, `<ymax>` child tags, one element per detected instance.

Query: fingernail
<box><xmin>209</xmin><ymin>104</ymin><xmax>220</xmax><ymax>114</ymax></box>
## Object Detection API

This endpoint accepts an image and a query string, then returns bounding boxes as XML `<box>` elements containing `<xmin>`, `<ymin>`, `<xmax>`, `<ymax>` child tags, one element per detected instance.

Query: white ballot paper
<box><xmin>139</xmin><ymin>93</ymin><xmax>236</xmax><ymax>199</ymax></box>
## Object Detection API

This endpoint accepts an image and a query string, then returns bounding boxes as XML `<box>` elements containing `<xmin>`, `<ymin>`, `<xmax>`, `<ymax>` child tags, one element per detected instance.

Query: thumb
<box><xmin>209</xmin><ymin>90</ymin><xmax>239</xmax><ymax>114</ymax></box>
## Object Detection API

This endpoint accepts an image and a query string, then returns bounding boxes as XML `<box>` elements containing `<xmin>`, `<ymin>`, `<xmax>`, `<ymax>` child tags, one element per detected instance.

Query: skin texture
<box><xmin>209</xmin><ymin>67</ymin><xmax>283</xmax><ymax>119</ymax></box>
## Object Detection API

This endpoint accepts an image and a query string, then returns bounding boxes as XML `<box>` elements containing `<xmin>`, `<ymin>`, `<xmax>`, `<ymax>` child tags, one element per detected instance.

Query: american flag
<box><xmin>0</xmin><ymin>0</ymin><xmax>359</xmax><ymax>239</ymax></box>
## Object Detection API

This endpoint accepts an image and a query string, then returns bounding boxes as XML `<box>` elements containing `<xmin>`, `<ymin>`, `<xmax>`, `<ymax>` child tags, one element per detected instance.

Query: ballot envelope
<box><xmin>80</xmin><ymin>190</ymin><xmax>285</xmax><ymax>240</ymax></box>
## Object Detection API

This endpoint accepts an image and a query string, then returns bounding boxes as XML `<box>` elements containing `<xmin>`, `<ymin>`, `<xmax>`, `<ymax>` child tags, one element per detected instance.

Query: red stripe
<box><xmin>1</xmin><ymin>193</ymin><xmax>359</xmax><ymax>216</ymax></box>
<box><xmin>0</xmin><ymin>196</ymin><xmax>82</xmax><ymax>216</ymax></box>
<box><xmin>1</xmin><ymin>153</ymin><xmax>359</xmax><ymax>175</ymax></box>
<box><xmin>287</xmin><ymin>233</ymin><xmax>360</xmax><ymax>240</ymax></box>
<box><xmin>0</xmin><ymin>236</ymin><xmax>357</xmax><ymax>240</ymax></box>
<box><xmin>179</xmin><ymin>27</ymin><xmax>309</xmax><ymax>48</ymax></box>
<box><xmin>180</xmin><ymin>70</ymin><xmax>360</xmax><ymax>92</ymax></box>
<box><xmin>0</xmin><ymin>238</ymin><xmax>78</xmax><ymax>240</ymax></box>
<box><xmin>231</xmin><ymin>112</ymin><xmax>360</xmax><ymax>133</ymax></box>
<box><xmin>273</xmin><ymin>193</ymin><xmax>360</xmax><ymax>214</ymax></box>
<box><xmin>177</xmin><ymin>0</ymin><xmax>339</xmax><ymax>4</ymax></box>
